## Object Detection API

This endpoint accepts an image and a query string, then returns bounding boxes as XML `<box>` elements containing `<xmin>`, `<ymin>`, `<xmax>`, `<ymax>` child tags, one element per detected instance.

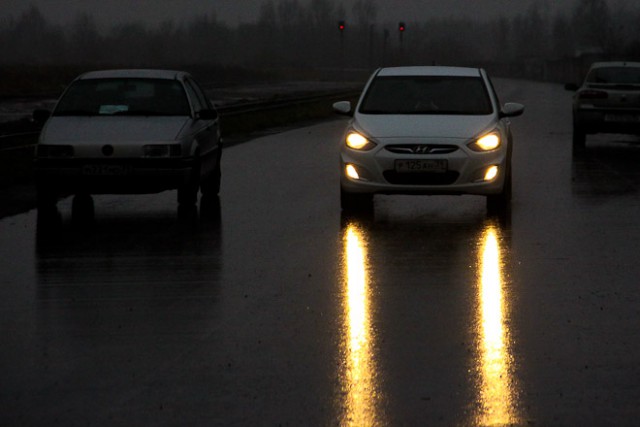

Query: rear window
<box><xmin>587</xmin><ymin>67</ymin><xmax>640</xmax><ymax>84</ymax></box>
<box><xmin>359</xmin><ymin>76</ymin><xmax>493</xmax><ymax>115</ymax></box>
<box><xmin>54</xmin><ymin>78</ymin><xmax>191</xmax><ymax>116</ymax></box>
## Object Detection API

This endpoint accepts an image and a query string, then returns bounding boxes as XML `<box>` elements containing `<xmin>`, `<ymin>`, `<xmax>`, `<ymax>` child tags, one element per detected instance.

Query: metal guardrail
<box><xmin>0</xmin><ymin>89</ymin><xmax>361</xmax><ymax>150</ymax></box>
<box><xmin>0</xmin><ymin>131</ymin><xmax>40</xmax><ymax>151</ymax></box>
<box><xmin>217</xmin><ymin>90</ymin><xmax>360</xmax><ymax>116</ymax></box>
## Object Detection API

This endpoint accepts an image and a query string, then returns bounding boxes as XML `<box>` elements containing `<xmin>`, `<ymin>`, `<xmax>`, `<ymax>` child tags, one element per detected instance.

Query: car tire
<box><xmin>572</xmin><ymin>126</ymin><xmax>586</xmax><ymax>152</ymax></box>
<box><xmin>341</xmin><ymin>188</ymin><xmax>373</xmax><ymax>214</ymax></box>
<box><xmin>201</xmin><ymin>155</ymin><xmax>221</xmax><ymax>197</ymax></box>
<box><xmin>486</xmin><ymin>165</ymin><xmax>512</xmax><ymax>215</ymax></box>
<box><xmin>71</xmin><ymin>194</ymin><xmax>95</xmax><ymax>226</ymax></box>
<box><xmin>35</xmin><ymin>180</ymin><xmax>61</xmax><ymax>230</ymax></box>
<box><xmin>178</xmin><ymin>161</ymin><xmax>201</xmax><ymax>205</ymax></box>
<box><xmin>36</xmin><ymin>179</ymin><xmax>57</xmax><ymax>209</ymax></box>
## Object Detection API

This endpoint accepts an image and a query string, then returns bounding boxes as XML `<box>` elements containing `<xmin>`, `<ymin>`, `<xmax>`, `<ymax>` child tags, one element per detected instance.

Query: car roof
<box><xmin>76</xmin><ymin>69</ymin><xmax>190</xmax><ymax>80</ymax></box>
<box><xmin>376</xmin><ymin>66</ymin><xmax>483</xmax><ymax>77</ymax></box>
<box><xmin>589</xmin><ymin>61</ymin><xmax>640</xmax><ymax>69</ymax></box>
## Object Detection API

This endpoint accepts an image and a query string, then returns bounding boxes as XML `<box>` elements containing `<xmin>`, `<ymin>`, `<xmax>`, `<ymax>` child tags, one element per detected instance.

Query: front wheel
<box><xmin>71</xmin><ymin>194</ymin><xmax>95</xmax><ymax>226</ymax></box>
<box><xmin>572</xmin><ymin>126</ymin><xmax>586</xmax><ymax>152</ymax></box>
<box><xmin>36</xmin><ymin>181</ymin><xmax>57</xmax><ymax>212</ymax></box>
<box><xmin>178</xmin><ymin>161</ymin><xmax>201</xmax><ymax>205</ymax></box>
<box><xmin>486</xmin><ymin>166</ymin><xmax>512</xmax><ymax>215</ymax></box>
<box><xmin>341</xmin><ymin>188</ymin><xmax>373</xmax><ymax>214</ymax></box>
<box><xmin>201</xmin><ymin>156</ymin><xmax>221</xmax><ymax>197</ymax></box>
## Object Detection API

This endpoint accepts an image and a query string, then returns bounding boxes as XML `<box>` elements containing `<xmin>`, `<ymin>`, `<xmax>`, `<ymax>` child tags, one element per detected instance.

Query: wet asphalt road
<box><xmin>2</xmin><ymin>79</ymin><xmax>640</xmax><ymax>426</ymax></box>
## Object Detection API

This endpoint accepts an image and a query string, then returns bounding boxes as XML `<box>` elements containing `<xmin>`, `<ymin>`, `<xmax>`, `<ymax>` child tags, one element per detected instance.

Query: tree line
<box><xmin>1</xmin><ymin>0</ymin><xmax>639</xmax><ymax>81</ymax></box>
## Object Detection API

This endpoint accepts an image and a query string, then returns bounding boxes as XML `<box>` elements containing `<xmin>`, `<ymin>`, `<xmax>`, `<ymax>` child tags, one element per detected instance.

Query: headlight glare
<box><xmin>484</xmin><ymin>165</ymin><xmax>499</xmax><ymax>181</ymax></box>
<box><xmin>345</xmin><ymin>164</ymin><xmax>360</xmax><ymax>180</ymax></box>
<box><xmin>470</xmin><ymin>133</ymin><xmax>501</xmax><ymax>152</ymax></box>
<box><xmin>346</xmin><ymin>132</ymin><xmax>376</xmax><ymax>151</ymax></box>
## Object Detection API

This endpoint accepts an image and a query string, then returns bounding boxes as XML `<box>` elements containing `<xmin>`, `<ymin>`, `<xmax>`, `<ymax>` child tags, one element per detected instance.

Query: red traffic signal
<box><xmin>398</xmin><ymin>22</ymin><xmax>406</xmax><ymax>32</ymax></box>
<box><xmin>338</xmin><ymin>20</ymin><xmax>346</xmax><ymax>31</ymax></box>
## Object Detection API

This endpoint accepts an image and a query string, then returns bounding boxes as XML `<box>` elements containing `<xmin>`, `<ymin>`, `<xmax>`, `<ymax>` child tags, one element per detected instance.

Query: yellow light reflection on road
<box><xmin>475</xmin><ymin>225</ymin><xmax>521</xmax><ymax>426</ymax></box>
<box><xmin>339</xmin><ymin>223</ymin><xmax>381</xmax><ymax>426</ymax></box>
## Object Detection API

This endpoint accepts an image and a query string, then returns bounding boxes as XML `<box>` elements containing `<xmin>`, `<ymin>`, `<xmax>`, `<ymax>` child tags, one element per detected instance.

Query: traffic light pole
<box><xmin>398</xmin><ymin>22</ymin><xmax>406</xmax><ymax>64</ymax></box>
<box><xmin>338</xmin><ymin>21</ymin><xmax>346</xmax><ymax>81</ymax></box>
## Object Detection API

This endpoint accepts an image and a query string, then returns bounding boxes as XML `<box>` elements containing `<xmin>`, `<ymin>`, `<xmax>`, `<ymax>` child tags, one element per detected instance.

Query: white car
<box><xmin>35</xmin><ymin>69</ymin><xmax>222</xmax><ymax>217</ymax></box>
<box><xmin>567</xmin><ymin>61</ymin><xmax>640</xmax><ymax>150</ymax></box>
<box><xmin>333</xmin><ymin>66</ymin><xmax>524</xmax><ymax>214</ymax></box>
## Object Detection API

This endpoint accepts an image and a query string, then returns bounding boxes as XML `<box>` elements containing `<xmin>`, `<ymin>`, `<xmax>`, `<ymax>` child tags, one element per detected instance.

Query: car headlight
<box><xmin>143</xmin><ymin>144</ymin><xmax>182</xmax><ymax>158</ymax></box>
<box><xmin>345</xmin><ymin>132</ymin><xmax>376</xmax><ymax>151</ymax></box>
<box><xmin>345</xmin><ymin>164</ymin><xmax>361</xmax><ymax>180</ymax></box>
<box><xmin>468</xmin><ymin>132</ymin><xmax>501</xmax><ymax>152</ymax></box>
<box><xmin>484</xmin><ymin>165</ymin><xmax>499</xmax><ymax>181</ymax></box>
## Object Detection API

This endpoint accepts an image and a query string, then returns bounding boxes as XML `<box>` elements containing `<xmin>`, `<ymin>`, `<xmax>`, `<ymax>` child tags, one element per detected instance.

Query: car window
<box><xmin>53</xmin><ymin>78</ymin><xmax>191</xmax><ymax>116</ymax></box>
<box><xmin>359</xmin><ymin>76</ymin><xmax>493</xmax><ymax>115</ymax></box>
<box><xmin>185</xmin><ymin>78</ymin><xmax>212</xmax><ymax>110</ymax></box>
<box><xmin>587</xmin><ymin>67</ymin><xmax>640</xmax><ymax>84</ymax></box>
<box><xmin>184</xmin><ymin>80</ymin><xmax>207</xmax><ymax>113</ymax></box>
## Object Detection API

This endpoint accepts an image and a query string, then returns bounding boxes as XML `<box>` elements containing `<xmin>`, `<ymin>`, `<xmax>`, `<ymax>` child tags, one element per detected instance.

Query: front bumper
<box><xmin>340</xmin><ymin>145</ymin><xmax>508</xmax><ymax>196</ymax></box>
<box><xmin>35</xmin><ymin>157</ymin><xmax>196</xmax><ymax>195</ymax></box>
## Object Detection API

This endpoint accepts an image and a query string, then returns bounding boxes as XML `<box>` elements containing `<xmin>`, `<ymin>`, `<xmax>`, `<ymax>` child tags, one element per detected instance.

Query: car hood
<box><xmin>353</xmin><ymin>113</ymin><xmax>497</xmax><ymax>139</ymax></box>
<box><xmin>41</xmin><ymin>116</ymin><xmax>191</xmax><ymax>143</ymax></box>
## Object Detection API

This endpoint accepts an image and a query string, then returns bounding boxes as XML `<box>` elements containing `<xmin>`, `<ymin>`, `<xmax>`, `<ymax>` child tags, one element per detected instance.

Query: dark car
<box><xmin>567</xmin><ymin>61</ymin><xmax>640</xmax><ymax>150</ymax></box>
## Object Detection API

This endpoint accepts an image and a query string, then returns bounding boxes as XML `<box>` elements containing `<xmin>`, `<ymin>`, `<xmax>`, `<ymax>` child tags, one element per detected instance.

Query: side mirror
<box><xmin>333</xmin><ymin>101</ymin><xmax>352</xmax><ymax>116</ymax></box>
<box><xmin>33</xmin><ymin>109</ymin><xmax>51</xmax><ymax>124</ymax></box>
<box><xmin>197</xmin><ymin>109</ymin><xmax>218</xmax><ymax>121</ymax></box>
<box><xmin>565</xmin><ymin>83</ymin><xmax>579</xmax><ymax>92</ymax></box>
<box><xmin>500</xmin><ymin>102</ymin><xmax>524</xmax><ymax>118</ymax></box>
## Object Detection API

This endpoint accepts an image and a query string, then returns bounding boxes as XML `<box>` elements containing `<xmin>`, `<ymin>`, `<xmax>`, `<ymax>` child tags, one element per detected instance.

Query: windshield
<box><xmin>359</xmin><ymin>75</ymin><xmax>493</xmax><ymax>115</ymax></box>
<box><xmin>587</xmin><ymin>67</ymin><xmax>640</xmax><ymax>85</ymax></box>
<box><xmin>54</xmin><ymin>78</ymin><xmax>191</xmax><ymax>116</ymax></box>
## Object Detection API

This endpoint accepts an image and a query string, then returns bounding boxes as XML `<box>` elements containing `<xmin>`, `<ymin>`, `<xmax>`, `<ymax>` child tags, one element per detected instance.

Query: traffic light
<box><xmin>398</xmin><ymin>22</ymin><xmax>406</xmax><ymax>32</ymax></box>
<box><xmin>338</xmin><ymin>20</ymin><xmax>346</xmax><ymax>31</ymax></box>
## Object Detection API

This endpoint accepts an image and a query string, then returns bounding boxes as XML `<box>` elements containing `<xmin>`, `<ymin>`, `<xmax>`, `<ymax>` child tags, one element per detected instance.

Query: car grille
<box><xmin>385</xmin><ymin>144</ymin><xmax>458</xmax><ymax>155</ymax></box>
<box><xmin>383</xmin><ymin>170</ymin><xmax>459</xmax><ymax>185</ymax></box>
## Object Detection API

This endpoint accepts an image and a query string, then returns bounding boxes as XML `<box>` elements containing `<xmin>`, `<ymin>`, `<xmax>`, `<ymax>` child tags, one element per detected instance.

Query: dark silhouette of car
<box><xmin>567</xmin><ymin>61</ymin><xmax>640</xmax><ymax>150</ymax></box>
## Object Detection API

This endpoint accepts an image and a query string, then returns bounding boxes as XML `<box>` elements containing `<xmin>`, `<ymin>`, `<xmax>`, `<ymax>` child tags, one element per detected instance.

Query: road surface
<box><xmin>2</xmin><ymin>79</ymin><xmax>640</xmax><ymax>426</ymax></box>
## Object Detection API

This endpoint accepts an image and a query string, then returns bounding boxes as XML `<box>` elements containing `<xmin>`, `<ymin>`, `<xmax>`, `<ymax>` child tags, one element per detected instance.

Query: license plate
<box><xmin>395</xmin><ymin>159</ymin><xmax>447</xmax><ymax>173</ymax></box>
<box><xmin>82</xmin><ymin>165</ymin><xmax>131</xmax><ymax>176</ymax></box>
<box><xmin>604</xmin><ymin>114</ymin><xmax>640</xmax><ymax>123</ymax></box>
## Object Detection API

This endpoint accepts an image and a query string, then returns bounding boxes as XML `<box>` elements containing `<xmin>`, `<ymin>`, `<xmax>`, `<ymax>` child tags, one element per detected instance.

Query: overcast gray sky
<box><xmin>0</xmin><ymin>0</ymin><xmax>635</xmax><ymax>28</ymax></box>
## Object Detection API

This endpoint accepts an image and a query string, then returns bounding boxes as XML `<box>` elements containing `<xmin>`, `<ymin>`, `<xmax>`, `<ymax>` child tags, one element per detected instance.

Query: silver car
<box><xmin>333</xmin><ymin>66</ymin><xmax>524</xmax><ymax>214</ymax></box>
<box><xmin>567</xmin><ymin>61</ymin><xmax>640</xmax><ymax>150</ymax></box>
<box><xmin>35</xmin><ymin>69</ymin><xmax>222</xmax><ymax>217</ymax></box>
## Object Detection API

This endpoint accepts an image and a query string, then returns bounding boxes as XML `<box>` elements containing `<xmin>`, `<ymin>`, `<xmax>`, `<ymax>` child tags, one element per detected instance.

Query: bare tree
<box><xmin>309</xmin><ymin>0</ymin><xmax>336</xmax><ymax>28</ymax></box>
<box><xmin>351</xmin><ymin>0</ymin><xmax>377</xmax><ymax>27</ymax></box>
<box><xmin>258</xmin><ymin>0</ymin><xmax>277</xmax><ymax>27</ymax></box>
<box><xmin>276</xmin><ymin>0</ymin><xmax>304</xmax><ymax>29</ymax></box>
<box><xmin>572</xmin><ymin>0</ymin><xmax>611</xmax><ymax>52</ymax></box>
<box><xmin>70</xmin><ymin>13</ymin><xmax>101</xmax><ymax>63</ymax></box>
